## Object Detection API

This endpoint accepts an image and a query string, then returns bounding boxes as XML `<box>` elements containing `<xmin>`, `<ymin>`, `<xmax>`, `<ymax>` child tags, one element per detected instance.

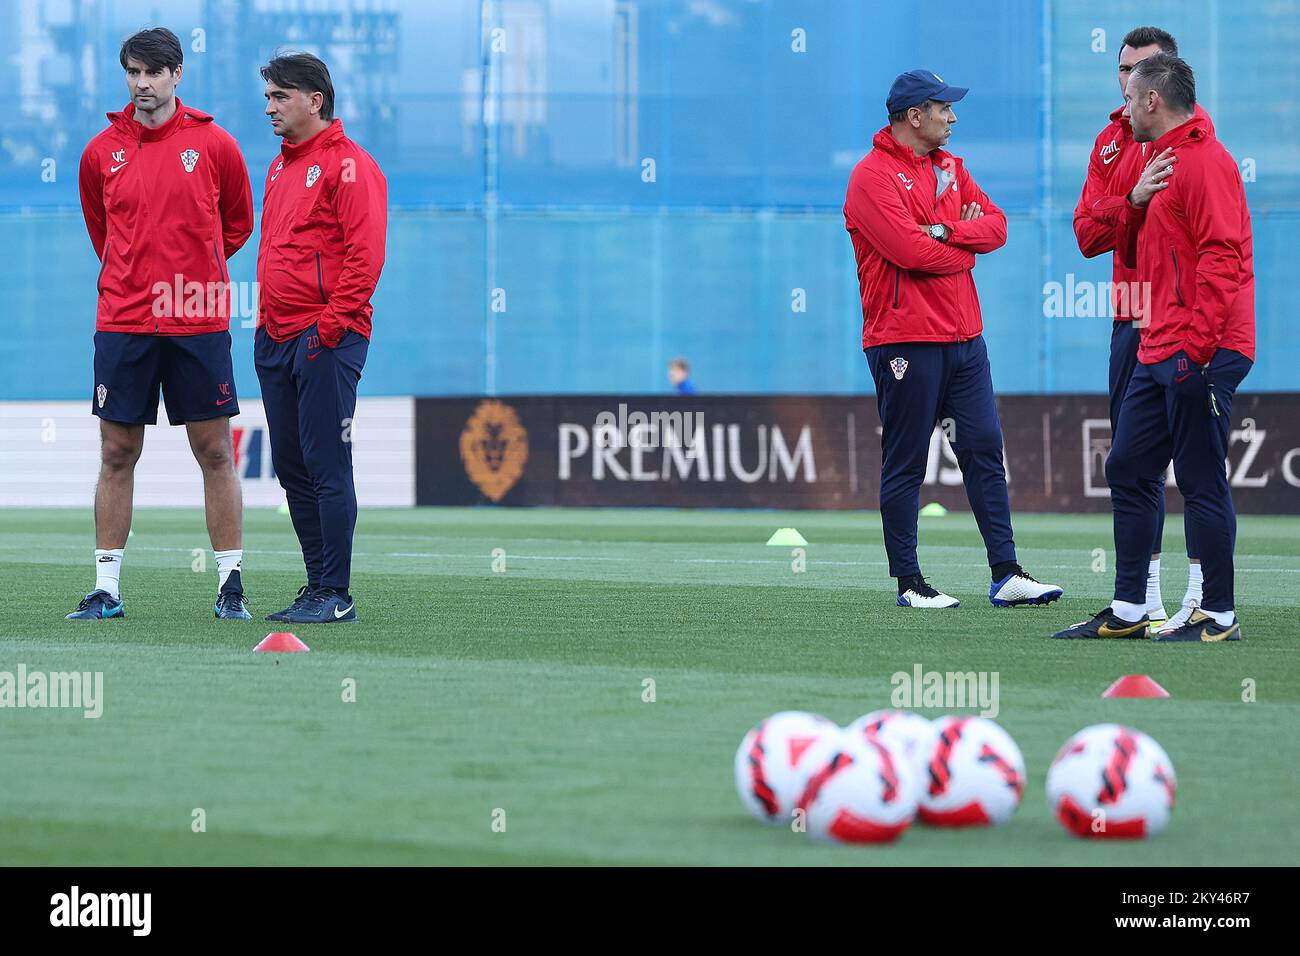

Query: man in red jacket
<box><xmin>845</xmin><ymin>70</ymin><xmax>1062</xmax><ymax>610</ymax></box>
<box><xmin>68</xmin><ymin>27</ymin><xmax>254</xmax><ymax>621</ymax></box>
<box><xmin>255</xmin><ymin>53</ymin><xmax>388</xmax><ymax>625</ymax></box>
<box><xmin>1054</xmin><ymin>53</ymin><xmax>1254</xmax><ymax>642</ymax></box>
<box><xmin>1073</xmin><ymin>26</ymin><xmax>1214</xmax><ymax>634</ymax></box>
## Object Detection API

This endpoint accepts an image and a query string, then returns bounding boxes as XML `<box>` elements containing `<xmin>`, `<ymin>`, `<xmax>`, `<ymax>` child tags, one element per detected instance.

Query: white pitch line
<box><xmin>390</xmin><ymin>551</ymin><xmax>634</xmax><ymax>562</ymax></box>
<box><xmin>2</xmin><ymin>543</ymin><xmax>1298</xmax><ymax>572</ymax></box>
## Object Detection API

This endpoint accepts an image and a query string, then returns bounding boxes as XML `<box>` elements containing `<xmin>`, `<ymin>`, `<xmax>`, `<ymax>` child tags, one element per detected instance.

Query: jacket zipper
<box><xmin>1170</xmin><ymin>250</ymin><xmax>1185</xmax><ymax>306</ymax></box>
<box><xmin>937</xmin><ymin>163</ymin><xmax>965</xmax><ymax>342</ymax></box>
<box><xmin>316</xmin><ymin>252</ymin><xmax>327</xmax><ymax>303</ymax></box>
<box><xmin>210</xmin><ymin>241</ymin><xmax>230</xmax><ymax>325</ymax></box>
<box><xmin>893</xmin><ymin>266</ymin><xmax>901</xmax><ymax>308</ymax></box>
<box><xmin>212</xmin><ymin>241</ymin><xmax>228</xmax><ymax>283</ymax></box>
<box><xmin>138</xmin><ymin>134</ymin><xmax>159</xmax><ymax>331</ymax></box>
<box><xmin>96</xmin><ymin>240</ymin><xmax>110</xmax><ymax>295</ymax></box>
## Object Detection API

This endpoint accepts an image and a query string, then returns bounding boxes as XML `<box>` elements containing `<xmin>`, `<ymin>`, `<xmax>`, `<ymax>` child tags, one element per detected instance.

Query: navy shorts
<box><xmin>92</xmin><ymin>330</ymin><xmax>239</xmax><ymax>426</ymax></box>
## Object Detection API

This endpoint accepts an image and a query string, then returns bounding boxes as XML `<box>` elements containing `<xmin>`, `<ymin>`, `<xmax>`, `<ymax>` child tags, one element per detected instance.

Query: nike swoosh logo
<box><xmin>110</xmin><ymin>162</ymin><xmax>129</xmax><ymax>173</ymax></box>
<box><xmin>1101</xmin><ymin>151</ymin><xmax>1121</xmax><ymax>166</ymax></box>
<box><xmin>307</xmin><ymin>351</ymin><xmax>322</xmax><ymax>361</ymax></box>
<box><xmin>1098</xmin><ymin>623</ymin><xmax>1145</xmax><ymax>638</ymax></box>
<box><xmin>1200</xmin><ymin>624</ymin><xmax>1236</xmax><ymax>642</ymax></box>
<box><xmin>333</xmin><ymin>603</ymin><xmax>354</xmax><ymax>619</ymax></box>
<box><xmin>1174</xmin><ymin>373</ymin><xmax>1193</xmax><ymax>384</ymax></box>
<box><xmin>215</xmin><ymin>397</ymin><xmax>234</xmax><ymax>406</ymax></box>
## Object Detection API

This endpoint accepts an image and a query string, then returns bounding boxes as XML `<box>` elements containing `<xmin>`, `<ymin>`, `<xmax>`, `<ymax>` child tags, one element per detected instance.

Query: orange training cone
<box><xmin>1102</xmin><ymin>674</ymin><xmax>1170</xmax><ymax>698</ymax></box>
<box><xmin>255</xmin><ymin>632</ymin><xmax>310</xmax><ymax>653</ymax></box>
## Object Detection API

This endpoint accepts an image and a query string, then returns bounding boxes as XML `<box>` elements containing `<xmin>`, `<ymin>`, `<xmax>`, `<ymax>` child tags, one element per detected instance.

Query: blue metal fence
<box><xmin>1</xmin><ymin>0</ymin><xmax>1295</xmax><ymax>398</ymax></box>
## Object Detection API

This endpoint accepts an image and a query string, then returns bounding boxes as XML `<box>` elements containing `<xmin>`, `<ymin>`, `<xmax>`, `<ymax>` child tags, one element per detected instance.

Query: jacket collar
<box><xmin>280</xmin><ymin>118</ymin><xmax>345</xmax><ymax>162</ymax></box>
<box><xmin>1150</xmin><ymin>112</ymin><xmax>1211</xmax><ymax>153</ymax></box>
<box><xmin>872</xmin><ymin>126</ymin><xmax>952</xmax><ymax>167</ymax></box>
<box><xmin>1109</xmin><ymin>104</ymin><xmax>1133</xmax><ymax>135</ymax></box>
<box><xmin>107</xmin><ymin>96</ymin><xmax>210</xmax><ymax>142</ymax></box>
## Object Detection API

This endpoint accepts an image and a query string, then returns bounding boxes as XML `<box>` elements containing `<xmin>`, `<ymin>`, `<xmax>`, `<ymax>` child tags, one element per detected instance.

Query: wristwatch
<box><xmin>928</xmin><ymin>223</ymin><xmax>949</xmax><ymax>242</ymax></box>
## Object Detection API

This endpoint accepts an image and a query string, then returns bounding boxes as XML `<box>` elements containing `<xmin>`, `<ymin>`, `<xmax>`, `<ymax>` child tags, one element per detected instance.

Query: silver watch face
<box><xmin>930</xmin><ymin>225</ymin><xmax>944</xmax><ymax>239</ymax></box>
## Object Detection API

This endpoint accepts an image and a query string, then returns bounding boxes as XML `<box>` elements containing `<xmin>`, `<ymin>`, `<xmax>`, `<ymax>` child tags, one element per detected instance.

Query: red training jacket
<box><xmin>844</xmin><ymin>126</ymin><xmax>1006</xmax><ymax>350</ymax></box>
<box><xmin>1074</xmin><ymin>104</ymin><xmax>1213</xmax><ymax>320</ymax></box>
<box><xmin>1115</xmin><ymin>114</ymin><xmax>1255</xmax><ymax>366</ymax></box>
<box><xmin>78</xmin><ymin>97</ymin><xmax>253</xmax><ymax>334</ymax></box>
<box><xmin>256</xmin><ymin>119</ymin><xmax>388</xmax><ymax>347</ymax></box>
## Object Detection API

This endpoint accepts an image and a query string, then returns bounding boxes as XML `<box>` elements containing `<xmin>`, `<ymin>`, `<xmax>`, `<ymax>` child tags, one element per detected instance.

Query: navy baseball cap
<box><xmin>886</xmin><ymin>69</ymin><xmax>969</xmax><ymax>114</ymax></box>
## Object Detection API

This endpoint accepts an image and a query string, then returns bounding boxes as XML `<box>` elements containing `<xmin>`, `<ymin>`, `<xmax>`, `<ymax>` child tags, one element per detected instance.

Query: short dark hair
<box><xmin>888</xmin><ymin>99</ymin><xmax>937</xmax><ymax>124</ymax></box>
<box><xmin>1130</xmin><ymin>52</ymin><xmax>1196</xmax><ymax>114</ymax></box>
<box><xmin>1120</xmin><ymin>26</ymin><xmax>1177</xmax><ymax>60</ymax></box>
<box><xmin>669</xmin><ymin>357</ymin><xmax>689</xmax><ymax>372</ymax></box>
<box><xmin>261</xmin><ymin>52</ymin><xmax>335</xmax><ymax>123</ymax></box>
<box><xmin>119</xmin><ymin>27</ymin><xmax>183</xmax><ymax>73</ymax></box>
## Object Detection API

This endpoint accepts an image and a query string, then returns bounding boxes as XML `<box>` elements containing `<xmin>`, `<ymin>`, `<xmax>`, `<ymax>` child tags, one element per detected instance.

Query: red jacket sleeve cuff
<box><xmin>932</xmin><ymin>221</ymin><xmax>960</xmax><ymax>243</ymax></box>
<box><xmin>1089</xmin><ymin>195</ymin><xmax>1127</xmax><ymax>226</ymax></box>
<box><xmin>1185</xmin><ymin>342</ymin><xmax>1214</xmax><ymax>366</ymax></box>
<box><xmin>318</xmin><ymin>317</ymin><xmax>345</xmax><ymax>348</ymax></box>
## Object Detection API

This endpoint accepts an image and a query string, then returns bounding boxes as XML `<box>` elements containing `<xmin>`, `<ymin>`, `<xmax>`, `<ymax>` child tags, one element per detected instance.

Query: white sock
<box><xmin>1145</xmin><ymin>559</ymin><xmax>1162</xmax><ymax>612</ymax></box>
<box><xmin>1111</xmin><ymin>599</ymin><xmax>1146</xmax><ymax>623</ymax></box>
<box><xmin>1184</xmin><ymin>563</ymin><xmax>1203</xmax><ymax>606</ymax></box>
<box><xmin>215</xmin><ymin>549</ymin><xmax>243</xmax><ymax>592</ymax></box>
<box><xmin>1204</xmin><ymin>608</ymin><xmax>1235</xmax><ymax>627</ymax></box>
<box><xmin>94</xmin><ymin>549</ymin><xmax>124</xmax><ymax>600</ymax></box>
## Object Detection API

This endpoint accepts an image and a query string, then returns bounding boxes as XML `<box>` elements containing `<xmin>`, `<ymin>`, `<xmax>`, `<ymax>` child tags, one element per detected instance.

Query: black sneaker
<box><xmin>65</xmin><ymin>589</ymin><xmax>124</xmax><ymax>620</ymax></box>
<box><xmin>266</xmin><ymin>585</ymin><xmax>318</xmax><ymax>623</ymax></box>
<box><xmin>215</xmin><ymin>589</ymin><xmax>252</xmax><ymax>620</ymax></box>
<box><xmin>1152</xmin><ymin>609</ymin><xmax>1242</xmax><ymax>643</ymax></box>
<box><xmin>1052</xmin><ymin>607</ymin><xmax>1149</xmax><ymax>640</ymax></box>
<box><xmin>279</xmin><ymin>587</ymin><xmax>357</xmax><ymax>624</ymax></box>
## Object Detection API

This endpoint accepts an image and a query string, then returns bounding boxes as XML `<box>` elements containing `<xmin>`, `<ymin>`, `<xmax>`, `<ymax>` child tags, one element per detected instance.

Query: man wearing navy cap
<box><xmin>844</xmin><ymin>70</ymin><xmax>1063</xmax><ymax>609</ymax></box>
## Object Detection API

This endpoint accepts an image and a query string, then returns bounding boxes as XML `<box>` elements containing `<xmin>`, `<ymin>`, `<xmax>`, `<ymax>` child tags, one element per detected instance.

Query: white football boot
<box><xmin>896</xmin><ymin>577</ymin><xmax>960</xmax><ymax>609</ymax></box>
<box><xmin>989</xmin><ymin>565</ymin><xmax>1064</xmax><ymax>607</ymax></box>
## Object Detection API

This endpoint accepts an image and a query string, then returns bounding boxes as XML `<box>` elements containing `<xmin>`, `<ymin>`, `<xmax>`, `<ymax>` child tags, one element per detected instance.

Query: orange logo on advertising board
<box><xmin>459</xmin><ymin>400</ymin><xmax>528</xmax><ymax>502</ymax></box>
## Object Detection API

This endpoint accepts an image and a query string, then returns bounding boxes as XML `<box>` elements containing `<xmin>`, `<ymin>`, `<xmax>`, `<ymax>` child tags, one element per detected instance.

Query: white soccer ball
<box><xmin>797</xmin><ymin>729</ymin><xmax>918</xmax><ymax>843</ymax></box>
<box><xmin>1046</xmin><ymin>724</ymin><xmax>1177</xmax><ymax>839</ymax></box>
<box><xmin>918</xmin><ymin>716</ymin><xmax>1025</xmax><ymax>826</ymax></box>
<box><xmin>734</xmin><ymin>710</ymin><xmax>838</xmax><ymax>825</ymax></box>
<box><xmin>846</xmin><ymin>709</ymin><xmax>938</xmax><ymax>802</ymax></box>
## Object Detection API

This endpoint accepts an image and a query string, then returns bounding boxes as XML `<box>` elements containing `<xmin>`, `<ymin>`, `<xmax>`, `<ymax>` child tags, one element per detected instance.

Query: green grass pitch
<box><xmin>1</xmin><ymin>506</ymin><xmax>1296</xmax><ymax>865</ymax></box>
